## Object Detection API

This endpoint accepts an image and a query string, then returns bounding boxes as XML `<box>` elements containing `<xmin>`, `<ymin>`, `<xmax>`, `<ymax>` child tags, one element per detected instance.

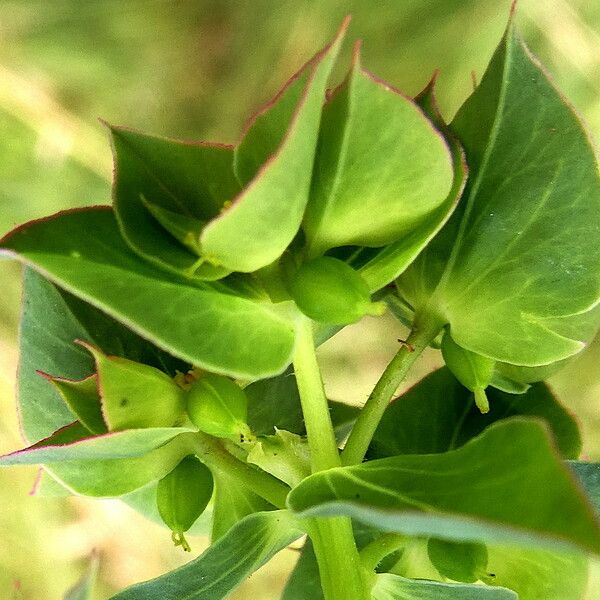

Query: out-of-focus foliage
<box><xmin>0</xmin><ymin>1</ymin><xmax>598</xmax><ymax>598</ymax></box>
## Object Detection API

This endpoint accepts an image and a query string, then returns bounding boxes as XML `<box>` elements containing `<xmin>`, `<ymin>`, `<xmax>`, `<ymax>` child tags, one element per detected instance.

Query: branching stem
<box><xmin>341</xmin><ymin>316</ymin><xmax>442</xmax><ymax>466</ymax></box>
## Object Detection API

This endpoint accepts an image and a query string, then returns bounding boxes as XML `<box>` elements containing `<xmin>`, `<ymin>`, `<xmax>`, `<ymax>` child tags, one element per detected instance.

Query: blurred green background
<box><xmin>0</xmin><ymin>1</ymin><xmax>599</xmax><ymax>598</ymax></box>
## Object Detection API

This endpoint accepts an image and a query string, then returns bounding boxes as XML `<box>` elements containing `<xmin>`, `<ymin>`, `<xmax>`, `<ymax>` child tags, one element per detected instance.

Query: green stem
<box><xmin>359</xmin><ymin>533</ymin><xmax>407</xmax><ymax>573</ymax></box>
<box><xmin>293</xmin><ymin>316</ymin><xmax>370</xmax><ymax>600</ymax></box>
<box><xmin>190</xmin><ymin>432</ymin><xmax>289</xmax><ymax>509</ymax></box>
<box><xmin>293</xmin><ymin>316</ymin><xmax>341</xmax><ymax>472</ymax></box>
<box><xmin>341</xmin><ymin>317</ymin><xmax>442</xmax><ymax>466</ymax></box>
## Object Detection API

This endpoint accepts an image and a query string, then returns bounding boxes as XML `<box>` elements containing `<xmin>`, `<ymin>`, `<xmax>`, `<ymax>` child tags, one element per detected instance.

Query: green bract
<box><xmin>157</xmin><ymin>455</ymin><xmax>214</xmax><ymax>552</ymax></box>
<box><xmin>1</xmin><ymin>10</ymin><xmax>600</xmax><ymax>600</ymax></box>
<box><xmin>186</xmin><ymin>374</ymin><xmax>252</xmax><ymax>441</ymax></box>
<box><xmin>290</xmin><ymin>256</ymin><xmax>385</xmax><ymax>324</ymax></box>
<box><xmin>397</xmin><ymin>20</ymin><xmax>600</xmax><ymax>367</ymax></box>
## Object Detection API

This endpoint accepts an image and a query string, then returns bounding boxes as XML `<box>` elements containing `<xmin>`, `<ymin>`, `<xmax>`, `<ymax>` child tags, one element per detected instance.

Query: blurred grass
<box><xmin>0</xmin><ymin>1</ymin><xmax>598</xmax><ymax>598</ymax></box>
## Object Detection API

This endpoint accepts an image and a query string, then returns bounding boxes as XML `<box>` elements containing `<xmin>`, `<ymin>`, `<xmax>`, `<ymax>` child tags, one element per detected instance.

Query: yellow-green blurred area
<box><xmin>0</xmin><ymin>1</ymin><xmax>599</xmax><ymax>598</ymax></box>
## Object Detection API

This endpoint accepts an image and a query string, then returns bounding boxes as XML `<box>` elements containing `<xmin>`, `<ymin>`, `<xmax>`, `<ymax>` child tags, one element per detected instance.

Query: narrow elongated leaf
<box><xmin>368</xmin><ymin>367</ymin><xmax>581</xmax><ymax>460</ymax></box>
<box><xmin>356</xmin><ymin>77</ymin><xmax>467</xmax><ymax>292</ymax></box>
<box><xmin>303</xmin><ymin>50</ymin><xmax>453</xmax><ymax>256</ymax></box>
<box><xmin>371</xmin><ymin>573</ymin><xmax>517</xmax><ymax>600</ymax></box>
<box><xmin>111</xmin><ymin>511</ymin><xmax>302</xmax><ymax>600</ymax></box>
<box><xmin>1</xmin><ymin>208</ymin><xmax>296</xmax><ymax>379</ymax></box>
<box><xmin>289</xmin><ymin>419</ymin><xmax>600</xmax><ymax>554</ymax></box>
<box><xmin>0</xmin><ymin>422</ymin><xmax>194</xmax><ymax>463</ymax></box>
<box><xmin>397</xmin><ymin>22</ymin><xmax>600</xmax><ymax>366</ymax></box>
<box><xmin>199</xmin><ymin>20</ymin><xmax>347</xmax><ymax>272</ymax></box>
<box><xmin>110</xmin><ymin>127</ymin><xmax>239</xmax><ymax>279</ymax></box>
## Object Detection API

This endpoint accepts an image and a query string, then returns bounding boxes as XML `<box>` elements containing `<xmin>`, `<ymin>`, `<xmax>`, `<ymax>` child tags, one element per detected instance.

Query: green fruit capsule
<box><xmin>157</xmin><ymin>455</ymin><xmax>214</xmax><ymax>552</ymax></box>
<box><xmin>290</xmin><ymin>256</ymin><xmax>385</xmax><ymax>325</ymax></box>
<box><xmin>441</xmin><ymin>330</ymin><xmax>495</xmax><ymax>413</ymax></box>
<box><xmin>186</xmin><ymin>374</ymin><xmax>253</xmax><ymax>442</ymax></box>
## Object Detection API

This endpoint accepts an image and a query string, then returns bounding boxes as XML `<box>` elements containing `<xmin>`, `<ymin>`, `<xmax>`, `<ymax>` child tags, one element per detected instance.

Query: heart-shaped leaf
<box><xmin>371</xmin><ymin>573</ymin><xmax>517</xmax><ymax>600</ymax></box>
<box><xmin>111</xmin><ymin>511</ymin><xmax>302</xmax><ymax>600</ymax></box>
<box><xmin>288</xmin><ymin>419</ymin><xmax>600</xmax><ymax>554</ymax></box>
<box><xmin>397</xmin><ymin>21</ymin><xmax>600</xmax><ymax>366</ymax></box>
<box><xmin>199</xmin><ymin>19</ymin><xmax>347</xmax><ymax>272</ymax></box>
<box><xmin>303</xmin><ymin>48</ymin><xmax>454</xmax><ymax>258</ymax></box>
<box><xmin>368</xmin><ymin>367</ymin><xmax>581</xmax><ymax>460</ymax></box>
<box><xmin>0</xmin><ymin>208</ymin><xmax>296</xmax><ymax>379</ymax></box>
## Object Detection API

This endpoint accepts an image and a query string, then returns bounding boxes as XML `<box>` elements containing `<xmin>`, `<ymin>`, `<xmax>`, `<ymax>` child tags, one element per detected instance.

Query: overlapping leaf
<box><xmin>368</xmin><ymin>367</ymin><xmax>581</xmax><ymax>459</ymax></box>
<box><xmin>198</xmin><ymin>20</ymin><xmax>347</xmax><ymax>272</ymax></box>
<box><xmin>0</xmin><ymin>210</ymin><xmax>296</xmax><ymax>379</ymax></box>
<box><xmin>397</xmin><ymin>21</ymin><xmax>600</xmax><ymax>366</ymax></box>
<box><xmin>288</xmin><ymin>419</ymin><xmax>600</xmax><ymax>555</ymax></box>
<box><xmin>303</xmin><ymin>49</ymin><xmax>454</xmax><ymax>259</ymax></box>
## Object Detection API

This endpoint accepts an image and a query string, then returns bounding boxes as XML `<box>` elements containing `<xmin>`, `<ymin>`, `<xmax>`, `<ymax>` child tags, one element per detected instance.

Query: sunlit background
<box><xmin>0</xmin><ymin>1</ymin><xmax>599</xmax><ymax>598</ymax></box>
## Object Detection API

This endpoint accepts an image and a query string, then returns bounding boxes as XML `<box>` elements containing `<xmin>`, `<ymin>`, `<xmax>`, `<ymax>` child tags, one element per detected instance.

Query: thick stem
<box><xmin>293</xmin><ymin>316</ymin><xmax>370</xmax><ymax>600</ymax></box>
<box><xmin>341</xmin><ymin>317</ymin><xmax>442</xmax><ymax>466</ymax></box>
<box><xmin>293</xmin><ymin>316</ymin><xmax>341</xmax><ymax>472</ymax></box>
<box><xmin>190</xmin><ymin>432</ymin><xmax>289</xmax><ymax>509</ymax></box>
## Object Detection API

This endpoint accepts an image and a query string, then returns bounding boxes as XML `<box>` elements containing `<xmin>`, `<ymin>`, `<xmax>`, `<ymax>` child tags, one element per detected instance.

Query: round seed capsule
<box><xmin>186</xmin><ymin>374</ymin><xmax>252</xmax><ymax>442</ymax></box>
<box><xmin>290</xmin><ymin>256</ymin><xmax>385</xmax><ymax>325</ymax></box>
<box><xmin>157</xmin><ymin>455</ymin><xmax>214</xmax><ymax>552</ymax></box>
<box><xmin>441</xmin><ymin>330</ymin><xmax>495</xmax><ymax>413</ymax></box>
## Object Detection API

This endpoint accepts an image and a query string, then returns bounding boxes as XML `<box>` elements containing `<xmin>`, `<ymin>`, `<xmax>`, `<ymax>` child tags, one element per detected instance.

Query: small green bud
<box><xmin>186</xmin><ymin>374</ymin><xmax>252</xmax><ymax>441</ymax></box>
<box><xmin>290</xmin><ymin>256</ymin><xmax>385</xmax><ymax>324</ymax></box>
<box><xmin>157</xmin><ymin>455</ymin><xmax>214</xmax><ymax>552</ymax></box>
<box><xmin>441</xmin><ymin>330</ymin><xmax>495</xmax><ymax>413</ymax></box>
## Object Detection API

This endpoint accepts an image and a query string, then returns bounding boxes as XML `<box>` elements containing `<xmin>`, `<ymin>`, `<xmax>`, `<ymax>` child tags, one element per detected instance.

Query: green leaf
<box><xmin>368</xmin><ymin>368</ymin><xmax>581</xmax><ymax>460</ymax></box>
<box><xmin>210</xmin><ymin>469</ymin><xmax>273</xmax><ymax>541</ymax></box>
<box><xmin>304</xmin><ymin>51</ymin><xmax>453</xmax><ymax>257</ymax></box>
<box><xmin>484</xmin><ymin>545</ymin><xmax>588</xmax><ymax>600</ymax></box>
<box><xmin>198</xmin><ymin>21</ymin><xmax>347</xmax><ymax>273</ymax></box>
<box><xmin>282</xmin><ymin>541</ymin><xmax>324</xmax><ymax>600</ymax></box>
<box><xmin>247</xmin><ymin>429</ymin><xmax>310</xmax><ymax>487</ymax></box>
<box><xmin>63</xmin><ymin>552</ymin><xmax>99</xmax><ymax>600</ymax></box>
<box><xmin>1</xmin><ymin>208</ymin><xmax>296</xmax><ymax>379</ymax></box>
<box><xmin>245</xmin><ymin>369</ymin><xmax>305</xmax><ymax>436</ymax></box>
<box><xmin>371</xmin><ymin>573</ymin><xmax>517</xmax><ymax>600</ymax></box>
<box><xmin>397</xmin><ymin>22</ymin><xmax>600</xmax><ymax>366</ymax></box>
<box><xmin>78</xmin><ymin>341</ymin><xmax>185</xmax><ymax>430</ymax></box>
<box><xmin>45</xmin><ymin>434</ymin><xmax>192</xmax><ymax>497</ymax></box>
<box><xmin>111</xmin><ymin>511</ymin><xmax>302</xmax><ymax>600</ymax></box>
<box><xmin>45</xmin><ymin>374</ymin><xmax>108</xmax><ymax>435</ymax></box>
<box><xmin>110</xmin><ymin>126</ymin><xmax>238</xmax><ymax>280</ymax></box>
<box><xmin>427</xmin><ymin>538</ymin><xmax>488</xmax><ymax>583</ymax></box>
<box><xmin>288</xmin><ymin>419</ymin><xmax>600</xmax><ymax>554</ymax></box>
<box><xmin>569</xmin><ymin>461</ymin><xmax>600</xmax><ymax>512</ymax></box>
<box><xmin>15</xmin><ymin>267</ymin><xmax>187</xmax><ymax>443</ymax></box>
<box><xmin>355</xmin><ymin>76</ymin><xmax>467</xmax><ymax>293</ymax></box>
<box><xmin>0</xmin><ymin>422</ymin><xmax>194</xmax><ymax>464</ymax></box>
